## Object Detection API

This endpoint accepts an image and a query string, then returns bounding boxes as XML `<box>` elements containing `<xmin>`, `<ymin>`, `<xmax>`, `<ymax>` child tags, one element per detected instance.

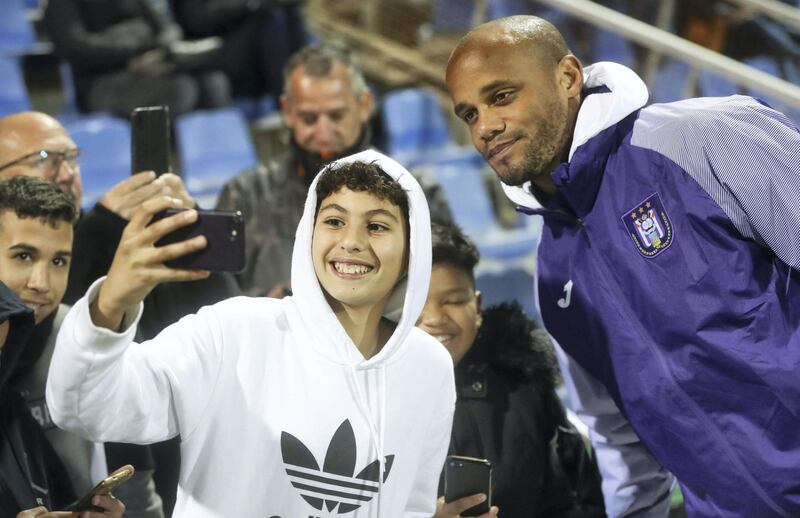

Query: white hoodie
<box><xmin>46</xmin><ymin>150</ymin><xmax>456</xmax><ymax>517</ymax></box>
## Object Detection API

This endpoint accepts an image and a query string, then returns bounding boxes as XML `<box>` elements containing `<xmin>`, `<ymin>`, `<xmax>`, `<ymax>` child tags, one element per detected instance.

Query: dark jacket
<box><xmin>0</xmin><ymin>283</ymin><xmax>76</xmax><ymax>515</ymax></box>
<box><xmin>449</xmin><ymin>303</ymin><xmax>605</xmax><ymax>517</ymax></box>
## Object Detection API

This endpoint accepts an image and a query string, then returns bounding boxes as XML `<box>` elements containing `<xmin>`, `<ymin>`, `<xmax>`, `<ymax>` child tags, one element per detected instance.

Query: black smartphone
<box><xmin>444</xmin><ymin>455</ymin><xmax>492</xmax><ymax>517</ymax></box>
<box><xmin>152</xmin><ymin>208</ymin><xmax>245</xmax><ymax>272</ymax></box>
<box><xmin>131</xmin><ymin>105</ymin><xmax>171</xmax><ymax>176</ymax></box>
<box><xmin>67</xmin><ymin>464</ymin><xmax>134</xmax><ymax>512</ymax></box>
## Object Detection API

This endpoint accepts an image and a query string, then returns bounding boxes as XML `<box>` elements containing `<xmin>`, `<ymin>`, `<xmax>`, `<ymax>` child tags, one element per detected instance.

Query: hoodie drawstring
<box><xmin>345</xmin><ymin>365</ymin><xmax>386</xmax><ymax>517</ymax></box>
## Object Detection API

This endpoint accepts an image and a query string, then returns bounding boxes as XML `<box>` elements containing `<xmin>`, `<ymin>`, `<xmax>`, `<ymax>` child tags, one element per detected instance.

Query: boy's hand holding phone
<box><xmin>435</xmin><ymin>495</ymin><xmax>499</xmax><ymax>518</ymax></box>
<box><xmin>17</xmin><ymin>493</ymin><xmax>125</xmax><ymax>517</ymax></box>
<box><xmin>91</xmin><ymin>196</ymin><xmax>210</xmax><ymax>331</ymax></box>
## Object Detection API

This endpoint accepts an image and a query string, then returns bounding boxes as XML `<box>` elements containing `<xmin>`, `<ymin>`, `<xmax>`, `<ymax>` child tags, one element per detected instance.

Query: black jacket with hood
<box><xmin>449</xmin><ymin>302</ymin><xmax>606</xmax><ymax>517</ymax></box>
<box><xmin>0</xmin><ymin>282</ymin><xmax>76</xmax><ymax>515</ymax></box>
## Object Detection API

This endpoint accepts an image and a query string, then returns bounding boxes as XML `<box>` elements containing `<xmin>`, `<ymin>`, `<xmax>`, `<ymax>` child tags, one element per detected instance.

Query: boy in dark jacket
<box><xmin>418</xmin><ymin>222</ymin><xmax>605</xmax><ymax>518</ymax></box>
<box><xmin>0</xmin><ymin>281</ymin><xmax>123</xmax><ymax>517</ymax></box>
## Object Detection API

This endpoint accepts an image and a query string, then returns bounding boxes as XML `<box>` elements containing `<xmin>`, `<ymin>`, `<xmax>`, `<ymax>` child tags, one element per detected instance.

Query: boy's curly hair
<box><xmin>315</xmin><ymin>161</ymin><xmax>409</xmax><ymax>226</ymax></box>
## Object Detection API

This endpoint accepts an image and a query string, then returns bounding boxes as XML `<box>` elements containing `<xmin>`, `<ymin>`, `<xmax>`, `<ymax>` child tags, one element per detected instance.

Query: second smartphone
<box><xmin>444</xmin><ymin>455</ymin><xmax>492</xmax><ymax>517</ymax></box>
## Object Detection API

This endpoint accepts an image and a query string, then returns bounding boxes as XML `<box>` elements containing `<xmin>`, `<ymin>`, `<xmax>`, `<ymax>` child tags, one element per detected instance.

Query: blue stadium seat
<box><xmin>0</xmin><ymin>0</ymin><xmax>36</xmax><ymax>55</ymax></box>
<box><xmin>743</xmin><ymin>57</ymin><xmax>800</xmax><ymax>128</ymax></box>
<box><xmin>57</xmin><ymin>61</ymin><xmax>81</xmax><ymax>119</ymax></box>
<box><xmin>592</xmin><ymin>28</ymin><xmax>636</xmax><ymax>69</ymax></box>
<box><xmin>0</xmin><ymin>57</ymin><xmax>30</xmax><ymax>115</ymax></box>
<box><xmin>744</xmin><ymin>56</ymin><xmax>781</xmax><ymax>77</ymax></box>
<box><xmin>176</xmin><ymin>108</ymin><xmax>258</xmax><ymax>207</ymax></box>
<box><xmin>476</xmin><ymin>266</ymin><xmax>538</xmax><ymax>320</ymax></box>
<box><xmin>650</xmin><ymin>60</ymin><xmax>690</xmax><ymax>104</ymax></box>
<box><xmin>432</xmin><ymin>0</ymin><xmax>475</xmax><ymax>32</ymax></box>
<box><xmin>697</xmin><ymin>69</ymin><xmax>738</xmax><ymax>98</ymax></box>
<box><xmin>381</xmin><ymin>88</ymin><xmax>455</xmax><ymax>167</ymax></box>
<box><xmin>233</xmin><ymin>95</ymin><xmax>277</xmax><ymax>121</ymax></box>
<box><xmin>63</xmin><ymin>115</ymin><xmax>131</xmax><ymax>210</ymax></box>
<box><xmin>421</xmin><ymin>149</ymin><xmax>496</xmax><ymax>235</ymax></box>
<box><xmin>415</xmin><ymin>147</ymin><xmax>540</xmax><ymax>261</ymax></box>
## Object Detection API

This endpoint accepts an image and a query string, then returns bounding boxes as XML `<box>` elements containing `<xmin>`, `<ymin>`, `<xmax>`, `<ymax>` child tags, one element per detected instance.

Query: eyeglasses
<box><xmin>0</xmin><ymin>148</ymin><xmax>81</xmax><ymax>177</ymax></box>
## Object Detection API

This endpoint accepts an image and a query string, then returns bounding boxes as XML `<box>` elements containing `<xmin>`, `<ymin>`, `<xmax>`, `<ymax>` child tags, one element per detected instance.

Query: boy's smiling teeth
<box><xmin>333</xmin><ymin>262</ymin><xmax>373</xmax><ymax>275</ymax></box>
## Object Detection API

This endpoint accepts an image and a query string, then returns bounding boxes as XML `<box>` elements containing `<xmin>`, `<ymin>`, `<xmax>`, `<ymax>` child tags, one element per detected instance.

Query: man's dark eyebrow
<box><xmin>9</xmin><ymin>243</ymin><xmax>72</xmax><ymax>258</ymax></box>
<box><xmin>454</xmin><ymin>80</ymin><xmax>517</xmax><ymax>116</ymax></box>
<box><xmin>479</xmin><ymin>80</ymin><xmax>514</xmax><ymax>96</ymax></box>
<box><xmin>9</xmin><ymin>243</ymin><xmax>39</xmax><ymax>254</ymax></box>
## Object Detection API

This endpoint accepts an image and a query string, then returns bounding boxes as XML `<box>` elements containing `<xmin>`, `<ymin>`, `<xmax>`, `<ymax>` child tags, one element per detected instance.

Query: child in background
<box><xmin>418</xmin><ymin>222</ymin><xmax>605</xmax><ymax>518</ymax></box>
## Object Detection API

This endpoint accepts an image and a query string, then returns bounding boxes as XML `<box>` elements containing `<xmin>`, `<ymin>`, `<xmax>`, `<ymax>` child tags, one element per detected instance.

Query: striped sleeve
<box><xmin>633</xmin><ymin>95</ymin><xmax>800</xmax><ymax>269</ymax></box>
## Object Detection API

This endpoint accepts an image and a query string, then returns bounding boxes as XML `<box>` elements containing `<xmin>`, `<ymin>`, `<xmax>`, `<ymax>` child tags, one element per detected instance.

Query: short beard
<box><xmin>494</xmin><ymin>97</ymin><xmax>569</xmax><ymax>187</ymax></box>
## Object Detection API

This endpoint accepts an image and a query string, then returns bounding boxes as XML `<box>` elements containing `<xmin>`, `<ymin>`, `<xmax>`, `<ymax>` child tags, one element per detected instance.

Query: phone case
<box><xmin>67</xmin><ymin>464</ymin><xmax>134</xmax><ymax>512</ymax></box>
<box><xmin>153</xmin><ymin>209</ymin><xmax>246</xmax><ymax>272</ymax></box>
<box><xmin>444</xmin><ymin>455</ymin><xmax>492</xmax><ymax>517</ymax></box>
<box><xmin>131</xmin><ymin>105</ymin><xmax>171</xmax><ymax>176</ymax></box>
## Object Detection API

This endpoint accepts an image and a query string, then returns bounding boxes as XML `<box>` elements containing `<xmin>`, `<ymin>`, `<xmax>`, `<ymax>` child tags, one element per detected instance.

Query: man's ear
<box><xmin>280</xmin><ymin>93</ymin><xmax>294</xmax><ymax>127</ymax></box>
<box><xmin>358</xmin><ymin>88</ymin><xmax>374</xmax><ymax>123</ymax></box>
<box><xmin>558</xmin><ymin>55</ymin><xmax>584</xmax><ymax>99</ymax></box>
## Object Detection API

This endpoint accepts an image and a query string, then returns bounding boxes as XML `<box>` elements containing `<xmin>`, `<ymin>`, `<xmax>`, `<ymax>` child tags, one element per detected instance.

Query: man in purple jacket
<box><xmin>446</xmin><ymin>15</ymin><xmax>800</xmax><ymax>518</ymax></box>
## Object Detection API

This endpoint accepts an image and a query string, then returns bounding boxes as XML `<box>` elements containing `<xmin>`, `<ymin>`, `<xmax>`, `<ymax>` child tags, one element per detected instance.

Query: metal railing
<box><xmin>530</xmin><ymin>0</ymin><xmax>800</xmax><ymax>109</ymax></box>
<box><xmin>727</xmin><ymin>0</ymin><xmax>800</xmax><ymax>31</ymax></box>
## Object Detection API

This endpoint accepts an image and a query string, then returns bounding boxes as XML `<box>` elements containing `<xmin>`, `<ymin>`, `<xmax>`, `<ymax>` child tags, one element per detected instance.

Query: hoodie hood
<box><xmin>501</xmin><ymin>62</ymin><xmax>649</xmax><ymax>211</ymax></box>
<box><xmin>0</xmin><ymin>282</ymin><xmax>35</xmax><ymax>391</ymax></box>
<box><xmin>286</xmin><ymin>149</ymin><xmax>432</xmax><ymax>368</ymax></box>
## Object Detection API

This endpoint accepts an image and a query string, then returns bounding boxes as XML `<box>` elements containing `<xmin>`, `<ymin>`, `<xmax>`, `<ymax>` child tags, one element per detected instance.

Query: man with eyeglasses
<box><xmin>0</xmin><ymin>111</ymin><xmax>241</xmax><ymax>516</ymax></box>
<box><xmin>0</xmin><ymin>113</ymin><xmax>82</xmax><ymax>207</ymax></box>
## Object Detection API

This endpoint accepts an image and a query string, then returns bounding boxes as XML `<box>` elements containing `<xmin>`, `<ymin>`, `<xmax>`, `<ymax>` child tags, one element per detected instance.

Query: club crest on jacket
<box><xmin>622</xmin><ymin>193</ymin><xmax>673</xmax><ymax>258</ymax></box>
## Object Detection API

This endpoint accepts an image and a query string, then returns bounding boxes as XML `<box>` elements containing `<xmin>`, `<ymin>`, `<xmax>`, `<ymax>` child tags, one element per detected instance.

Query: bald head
<box><xmin>0</xmin><ymin>112</ymin><xmax>69</xmax><ymax>162</ymax></box>
<box><xmin>448</xmin><ymin>16</ymin><xmax>570</xmax><ymax>77</ymax></box>
<box><xmin>445</xmin><ymin>15</ymin><xmax>583</xmax><ymax>192</ymax></box>
<box><xmin>0</xmin><ymin>111</ymin><xmax>82</xmax><ymax>208</ymax></box>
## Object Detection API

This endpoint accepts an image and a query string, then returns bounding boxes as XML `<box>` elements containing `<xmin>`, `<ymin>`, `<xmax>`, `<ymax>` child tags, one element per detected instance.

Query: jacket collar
<box><xmin>501</xmin><ymin>62</ymin><xmax>649</xmax><ymax>216</ymax></box>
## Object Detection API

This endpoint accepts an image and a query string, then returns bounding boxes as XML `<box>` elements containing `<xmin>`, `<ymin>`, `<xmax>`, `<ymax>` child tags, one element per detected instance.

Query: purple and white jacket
<box><xmin>504</xmin><ymin>62</ymin><xmax>800</xmax><ymax>517</ymax></box>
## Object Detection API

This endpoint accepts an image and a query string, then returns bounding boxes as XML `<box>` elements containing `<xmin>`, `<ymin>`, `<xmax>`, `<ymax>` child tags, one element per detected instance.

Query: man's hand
<box><xmin>91</xmin><ymin>196</ymin><xmax>210</xmax><ymax>330</ymax></box>
<box><xmin>128</xmin><ymin>48</ymin><xmax>174</xmax><ymax>76</ymax></box>
<box><xmin>16</xmin><ymin>494</ymin><xmax>124</xmax><ymax>517</ymax></box>
<box><xmin>434</xmin><ymin>495</ymin><xmax>499</xmax><ymax>518</ymax></box>
<box><xmin>16</xmin><ymin>507</ymin><xmax>71</xmax><ymax>518</ymax></box>
<box><xmin>265</xmin><ymin>281</ymin><xmax>292</xmax><ymax>298</ymax></box>
<box><xmin>80</xmin><ymin>494</ymin><xmax>126</xmax><ymax>517</ymax></box>
<box><xmin>101</xmin><ymin>172</ymin><xmax>195</xmax><ymax>221</ymax></box>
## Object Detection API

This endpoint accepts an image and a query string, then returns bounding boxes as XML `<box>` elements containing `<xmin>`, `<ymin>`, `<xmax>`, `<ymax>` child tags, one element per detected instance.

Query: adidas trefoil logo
<box><xmin>281</xmin><ymin>419</ymin><xmax>394</xmax><ymax>514</ymax></box>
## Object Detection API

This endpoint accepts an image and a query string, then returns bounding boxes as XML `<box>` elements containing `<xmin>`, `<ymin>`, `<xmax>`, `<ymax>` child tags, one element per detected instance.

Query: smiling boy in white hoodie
<box><xmin>46</xmin><ymin>150</ymin><xmax>455</xmax><ymax>517</ymax></box>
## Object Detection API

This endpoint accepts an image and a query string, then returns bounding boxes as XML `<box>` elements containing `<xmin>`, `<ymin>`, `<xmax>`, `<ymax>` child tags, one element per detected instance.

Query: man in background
<box><xmin>216</xmin><ymin>42</ymin><xmax>452</xmax><ymax>297</ymax></box>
